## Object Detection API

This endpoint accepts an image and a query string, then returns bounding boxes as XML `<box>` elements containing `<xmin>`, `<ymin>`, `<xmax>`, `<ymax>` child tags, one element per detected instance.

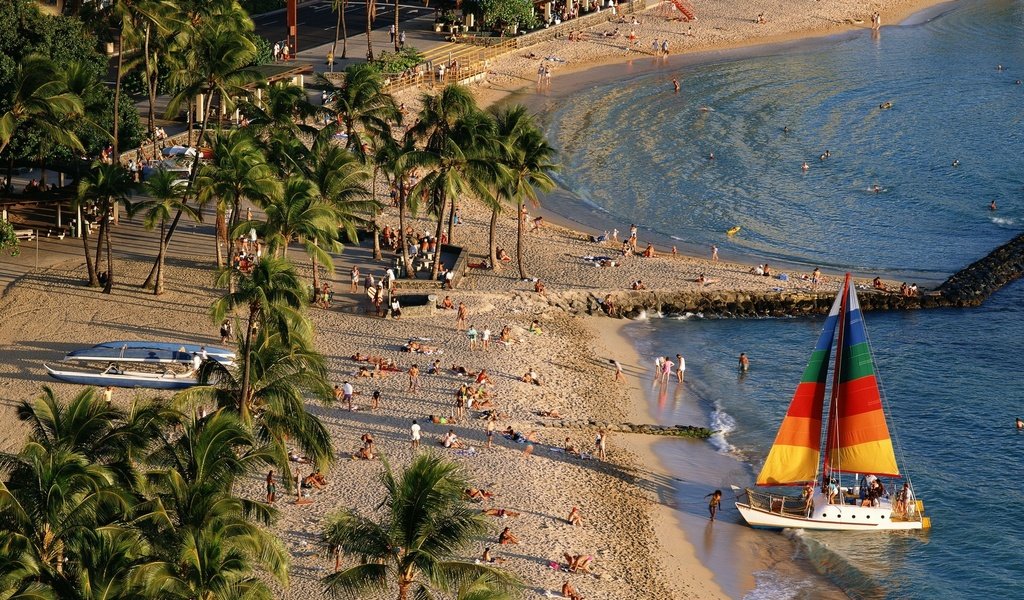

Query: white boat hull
<box><xmin>44</xmin><ymin>363</ymin><xmax>198</xmax><ymax>390</ymax></box>
<box><xmin>736</xmin><ymin>491</ymin><xmax>927</xmax><ymax>531</ymax></box>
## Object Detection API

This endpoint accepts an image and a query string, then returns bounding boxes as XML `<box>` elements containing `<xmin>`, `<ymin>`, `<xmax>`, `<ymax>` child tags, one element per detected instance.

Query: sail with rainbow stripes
<box><xmin>824</xmin><ymin>277</ymin><xmax>900</xmax><ymax>477</ymax></box>
<box><xmin>755</xmin><ymin>287</ymin><xmax>843</xmax><ymax>486</ymax></box>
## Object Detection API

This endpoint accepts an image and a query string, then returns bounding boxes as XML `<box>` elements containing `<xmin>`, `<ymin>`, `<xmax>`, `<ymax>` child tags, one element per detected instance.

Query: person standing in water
<box><xmin>672</xmin><ymin>78</ymin><xmax>680</xmax><ymax>93</ymax></box>
<box><xmin>738</xmin><ymin>352</ymin><xmax>750</xmax><ymax>372</ymax></box>
<box><xmin>705</xmin><ymin>490</ymin><xmax>723</xmax><ymax>521</ymax></box>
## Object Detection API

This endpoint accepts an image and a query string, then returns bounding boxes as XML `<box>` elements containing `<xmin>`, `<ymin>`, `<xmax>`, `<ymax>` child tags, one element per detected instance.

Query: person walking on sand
<box><xmin>456</xmin><ymin>302</ymin><xmax>468</xmax><ymax>330</ymax></box>
<box><xmin>705</xmin><ymin>489</ymin><xmax>722</xmax><ymax>521</ymax></box>
<box><xmin>675</xmin><ymin>353</ymin><xmax>686</xmax><ymax>383</ymax></box>
<box><xmin>410</xmin><ymin>419</ymin><xmax>421</xmax><ymax>450</ymax></box>
<box><xmin>220</xmin><ymin>319</ymin><xmax>232</xmax><ymax>343</ymax></box>
<box><xmin>467</xmin><ymin>325</ymin><xmax>479</xmax><ymax>350</ymax></box>
<box><xmin>613</xmin><ymin>359</ymin><xmax>626</xmax><ymax>383</ymax></box>
<box><xmin>266</xmin><ymin>470</ymin><xmax>277</xmax><ymax>503</ymax></box>
<box><xmin>342</xmin><ymin>381</ymin><xmax>354</xmax><ymax>411</ymax></box>
<box><xmin>350</xmin><ymin>266</ymin><xmax>360</xmax><ymax>293</ymax></box>
<box><xmin>660</xmin><ymin>356</ymin><xmax>674</xmax><ymax>383</ymax></box>
<box><xmin>595</xmin><ymin>430</ymin><xmax>607</xmax><ymax>460</ymax></box>
<box><xmin>711</xmin><ymin>244</ymin><xmax>719</xmax><ymax>261</ymax></box>
<box><xmin>486</xmin><ymin>414</ymin><xmax>497</xmax><ymax>448</ymax></box>
<box><xmin>408</xmin><ymin>364</ymin><xmax>420</xmax><ymax>393</ymax></box>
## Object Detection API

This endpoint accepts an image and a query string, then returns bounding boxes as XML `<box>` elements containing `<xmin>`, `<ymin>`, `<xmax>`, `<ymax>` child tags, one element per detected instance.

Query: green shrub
<box><xmin>367</xmin><ymin>47</ymin><xmax>425</xmax><ymax>75</ymax></box>
<box><xmin>0</xmin><ymin>220</ymin><xmax>20</xmax><ymax>257</ymax></box>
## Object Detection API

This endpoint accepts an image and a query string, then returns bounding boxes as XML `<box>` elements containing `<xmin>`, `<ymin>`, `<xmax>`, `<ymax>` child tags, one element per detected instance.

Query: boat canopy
<box><xmin>64</xmin><ymin>341</ymin><xmax>234</xmax><ymax>364</ymax></box>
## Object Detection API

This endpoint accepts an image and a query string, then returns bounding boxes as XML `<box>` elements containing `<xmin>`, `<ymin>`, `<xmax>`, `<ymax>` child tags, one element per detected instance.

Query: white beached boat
<box><xmin>64</xmin><ymin>341</ymin><xmax>234</xmax><ymax>366</ymax></box>
<box><xmin>44</xmin><ymin>363</ymin><xmax>198</xmax><ymax>390</ymax></box>
<box><xmin>736</xmin><ymin>274</ymin><xmax>931</xmax><ymax>531</ymax></box>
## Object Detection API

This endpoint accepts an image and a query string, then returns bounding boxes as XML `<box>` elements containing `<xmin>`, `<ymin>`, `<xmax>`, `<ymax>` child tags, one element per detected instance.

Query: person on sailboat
<box><xmin>826</xmin><ymin>478</ymin><xmax>839</xmax><ymax>504</ymax></box>
<box><xmin>895</xmin><ymin>482</ymin><xmax>915</xmax><ymax>517</ymax></box>
<box><xmin>801</xmin><ymin>482</ymin><xmax>815</xmax><ymax>514</ymax></box>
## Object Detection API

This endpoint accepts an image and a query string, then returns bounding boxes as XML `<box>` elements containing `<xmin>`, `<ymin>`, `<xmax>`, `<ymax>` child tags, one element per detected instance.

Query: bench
<box><xmin>14</xmin><ymin>229</ymin><xmax>35</xmax><ymax>241</ymax></box>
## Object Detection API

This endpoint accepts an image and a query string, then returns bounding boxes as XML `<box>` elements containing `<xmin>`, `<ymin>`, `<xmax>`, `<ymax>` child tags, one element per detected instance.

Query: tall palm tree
<box><xmin>240</xmin><ymin>83</ymin><xmax>319</xmax><ymax>177</ymax></box>
<box><xmin>77</xmin><ymin>162</ymin><xmax>135</xmax><ymax>292</ymax></box>
<box><xmin>365</xmin><ymin>0</ymin><xmax>376</xmax><ymax>60</ymax></box>
<box><xmin>321</xmin><ymin>453</ymin><xmax>518</xmax><ymax>600</ymax></box>
<box><xmin>408</xmin><ymin>86</ymin><xmax>496</xmax><ymax>277</ymax></box>
<box><xmin>196</xmin><ymin>129</ymin><xmax>280</xmax><ymax>268</ymax></box>
<box><xmin>304</xmin><ymin>143</ymin><xmax>374</xmax><ymax>287</ymax></box>
<box><xmin>330</xmin><ymin>0</ymin><xmax>349</xmax><ymax>67</ymax></box>
<box><xmin>376</xmin><ymin>135</ymin><xmax>419</xmax><ymax>278</ymax></box>
<box><xmin>0</xmin><ymin>54</ymin><xmax>84</xmax><ymax>158</ymax></box>
<box><xmin>248</xmin><ymin>175</ymin><xmax>341</xmax><ymax>292</ymax></box>
<box><xmin>328</xmin><ymin>63</ymin><xmax>400</xmax><ymax>159</ymax></box>
<box><xmin>138</xmin><ymin>409</ymin><xmax>288</xmax><ymax>599</ymax></box>
<box><xmin>207</xmin><ymin>257</ymin><xmax>309</xmax><ymax>427</ymax></box>
<box><xmin>136</xmin><ymin>170</ymin><xmax>202</xmax><ymax>295</ymax></box>
<box><xmin>491</xmin><ymin>105</ymin><xmax>558</xmax><ymax>280</ymax></box>
<box><xmin>177</xmin><ymin>331</ymin><xmax>335</xmax><ymax>482</ymax></box>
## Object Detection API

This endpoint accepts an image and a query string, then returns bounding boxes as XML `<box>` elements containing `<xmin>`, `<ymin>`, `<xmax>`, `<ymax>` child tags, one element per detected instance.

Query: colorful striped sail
<box><xmin>824</xmin><ymin>279</ymin><xmax>900</xmax><ymax>477</ymax></box>
<box><xmin>755</xmin><ymin>287</ymin><xmax>844</xmax><ymax>486</ymax></box>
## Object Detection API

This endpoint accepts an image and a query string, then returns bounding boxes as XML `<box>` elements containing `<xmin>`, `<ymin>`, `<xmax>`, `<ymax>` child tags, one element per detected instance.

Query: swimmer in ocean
<box><xmin>872</xmin><ymin>184</ymin><xmax>882</xmax><ymax>193</ymax></box>
<box><xmin>801</xmin><ymin>161</ymin><xmax>809</xmax><ymax>171</ymax></box>
<box><xmin>783</xmin><ymin>126</ymin><xmax>790</xmax><ymax>133</ymax></box>
<box><xmin>952</xmin><ymin>159</ymin><xmax>960</xmax><ymax>167</ymax></box>
<box><xmin>672</xmin><ymin>78</ymin><xmax>680</xmax><ymax>93</ymax></box>
<box><xmin>708</xmin><ymin>152</ymin><xmax>715</xmax><ymax>160</ymax></box>
<box><xmin>990</xmin><ymin>200</ymin><xmax>997</xmax><ymax>211</ymax></box>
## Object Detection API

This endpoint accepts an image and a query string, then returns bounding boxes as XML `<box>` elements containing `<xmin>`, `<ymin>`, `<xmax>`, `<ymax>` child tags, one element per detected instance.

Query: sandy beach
<box><xmin>0</xmin><ymin>0</ymin><xmax>953</xmax><ymax>598</ymax></box>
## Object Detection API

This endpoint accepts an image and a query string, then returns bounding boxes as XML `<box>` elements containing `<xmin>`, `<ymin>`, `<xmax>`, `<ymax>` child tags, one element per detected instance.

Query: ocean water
<box><xmin>542</xmin><ymin>0</ymin><xmax>1024</xmax><ymax>283</ymax></box>
<box><xmin>536</xmin><ymin>0</ymin><xmax>1024</xmax><ymax>597</ymax></box>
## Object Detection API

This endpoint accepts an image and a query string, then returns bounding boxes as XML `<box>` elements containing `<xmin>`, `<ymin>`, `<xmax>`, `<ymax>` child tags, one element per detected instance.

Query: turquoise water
<box><xmin>539</xmin><ymin>0</ymin><xmax>1024</xmax><ymax>597</ymax></box>
<box><xmin>543</xmin><ymin>0</ymin><xmax>1024</xmax><ymax>283</ymax></box>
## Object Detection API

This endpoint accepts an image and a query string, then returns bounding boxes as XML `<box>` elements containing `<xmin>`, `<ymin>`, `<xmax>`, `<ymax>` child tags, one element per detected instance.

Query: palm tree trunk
<box><xmin>372</xmin><ymin>215</ymin><xmax>382</xmax><ymax>260</ymax></box>
<box><xmin>240</xmin><ymin>308</ymin><xmax>255</xmax><ymax>424</ymax></box>
<box><xmin>341</xmin><ymin>0</ymin><xmax>348</xmax><ymax>58</ymax></box>
<box><xmin>94</xmin><ymin>203</ymin><xmax>107</xmax><ymax>274</ymax></box>
<box><xmin>488</xmin><ymin>207</ymin><xmax>499</xmax><ymax>270</ymax></box>
<box><xmin>516</xmin><ymin>203</ymin><xmax>527</xmax><ymax>279</ymax></box>
<box><xmin>430</xmin><ymin>190</ymin><xmax>446</xmax><ymax>278</ymax></box>
<box><xmin>82</xmin><ymin>224</ymin><xmax>98</xmax><ymax>286</ymax></box>
<box><xmin>331</xmin><ymin>1</ymin><xmax>343</xmax><ymax>72</ymax></box>
<box><xmin>365</xmin><ymin>0</ymin><xmax>374</xmax><ymax>61</ymax></box>
<box><xmin>112</xmin><ymin>30</ymin><xmax>125</xmax><ymax>161</ymax></box>
<box><xmin>446</xmin><ymin>199</ymin><xmax>456</xmax><ymax>245</ymax></box>
<box><xmin>398</xmin><ymin>182</ymin><xmax>413</xmax><ymax>277</ymax></box>
<box><xmin>145</xmin><ymin>29</ymin><xmax>160</xmax><ymax>164</ymax></box>
<box><xmin>311</xmin><ymin>253</ymin><xmax>320</xmax><ymax>293</ymax></box>
<box><xmin>142</xmin><ymin>93</ymin><xmax>215</xmax><ymax>287</ymax></box>
<box><xmin>215</xmin><ymin>208</ymin><xmax>226</xmax><ymax>267</ymax></box>
<box><xmin>393</xmin><ymin>0</ymin><xmax>400</xmax><ymax>51</ymax></box>
<box><xmin>154</xmin><ymin>218</ymin><xmax>167</xmax><ymax>295</ymax></box>
<box><xmin>103</xmin><ymin>211</ymin><xmax>114</xmax><ymax>294</ymax></box>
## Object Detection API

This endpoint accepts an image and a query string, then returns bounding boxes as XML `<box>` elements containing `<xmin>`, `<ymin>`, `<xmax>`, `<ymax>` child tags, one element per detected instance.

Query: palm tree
<box><xmin>248</xmin><ymin>175</ymin><xmax>341</xmax><ymax>291</ymax></box>
<box><xmin>328</xmin><ymin>63</ymin><xmax>400</xmax><ymax>158</ymax></box>
<box><xmin>375</xmin><ymin>135</ymin><xmax>418</xmax><ymax>277</ymax></box>
<box><xmin>136</xmin><ymin>169</ymin><xmax>202</xmax><ymax>294</ymax></box>
<box><xmin>195</xmin><ymin>129</ymin><xmax>280</xmax><ymax>268</ymax></box>
<box><xmin>304</xmin><ymin>143</ymin><xmax>374</xmax><ymax>286</ymax></box>
<box><xmin>330</xmin><ymin>0</ymin><xmax>349</xmax><ymax>67</ymax></box>
<box><xmin>321</xmin><ymin>453</ymin><xmax>518</xmax><ymax>600</ymax></box>
<box><xmin>0</xmin><ymin>54</ymin><xmax>84</xmax><ymax>159</ymax></box>
<box><xmin>491</xmin><ymin>105</ymin><xmax>558</xmax><ymax>280</ymax></box>
<box><xmin>177</xmin><ymin>331</ymin><xmax>335</xmax><ymax>482</ymax></box>
<box><xmin>393</xmin><ymin>0</ymin><xmax>400</xmax><ymax>52</ymax></box>
<box><xmin>207</xmin><ymin>257</ymin><xmax>310</xmax><ymax>428</ymax></box>
<box><xmin>76</xmin><ymin>162</ymin><xmax>135</xmax><ymax>292</ymax></box>
<box><xmin>408</xmin><ymin>86</ymin><xmax>496</xmax><ymax>277</ymax></box>
<box><xmin>138</xmin><ymin>409</ymin><xmax>288</xmax><ymax>599</ymax></box>
<box><xmin>240</xmin><ymin>83</ymin><xmax>319</xmax><ymax>177</ymax></box>
<box><xmin>365</xmin><ymin>0</ymin><xmax>376</xmax><ymax>60</ymax></box>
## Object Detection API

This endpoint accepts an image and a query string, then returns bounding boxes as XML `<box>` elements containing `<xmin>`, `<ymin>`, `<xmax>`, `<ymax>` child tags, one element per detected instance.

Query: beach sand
<box><xmin>0</xmin><ymin>1</ymin><xmax>951</xmax><ymax>598</ymax></box>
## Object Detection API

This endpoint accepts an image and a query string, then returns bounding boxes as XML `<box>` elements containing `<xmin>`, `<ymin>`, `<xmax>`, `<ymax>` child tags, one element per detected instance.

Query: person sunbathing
<box><xmin>537</xmin><ymin>409</ymin><xmax>562</xmax><ymax>419</ymax></box>
<box><xmin>441</xmin><ymin>429</ymin><xmax>464</xmax><ymax>449</ymax></box>
<box><xmin>498</xmin><ymin>527</ymin><xmax>518</xmax><ymax>544</ymax></box>
<box><xmin>567</xmin><ymin>506</ymin><xmax>583</xmax><ymax>525</ymax></box>
<box><xmin>564</xmin><ymin>438</ymin><xmax>579</xmax><ymax>457</ymax></box>
<box><xmin>451</xmin><ymin>364</ymin><xmax>478</xmax><ymax>377</ymax></box>
<box><xmin>352</xmin><ymin>353</ymin><xmax>371</xmax><ymax>362</ymax></box>
<box><xmin>357</xmin><ymin>366</ymin><xmax>374</xmax><ymax>378</ymax></box>
<box><xmin>465</xmin><ymin>487</ymin><xmax>495</xmax><ymax>502</ymax></box>
<box><xmin>521</xmin><ymin>369</ymin><xmax>542</xmax><ymax>385</ymax></box>
<box><xmin>354</xmin><ymin>442</ymin><xmax>375</xmax><ymax>460</ymax></box>
<box><xmin>561</xmin><ymin>580</ymin><xmax>584</xmax><ymax>600</ymax></box>
<box><xmin>564</xmin><ymin>553</ymin><xmax>594</xmax><ymax>574</ymax></box>
<box><xmin>497</xmin><ymin>248</ymin><xmax>512</xmax><ymax>262</ymax></box>
<box><xmin>475</xmin><ymin>369</ymin><xmax>494</xmax><ymax>386</ymax></box>
<box><xmin>642</xmin><ymin>243</ymin><xmax>656</xmax><ymax>258</ymax></box>
<box><xmin>482</xmin><ymin>508</ymin><xmax>520</xmax><ymax>518</ymax></box>
<box><xmin>529</xmin><ymin>320</ymin><xmax>543</xmax><ymax>334</ymax></box>
<box><xmin>288</xmin><ymin>450</ymin><xmax>310</xmax><ymax>464</ymax></box>
<box><xmin>481</xmin><ymin>547</ymin><xmax>505</xmax><ymax>564</ymax></box>
<box><xmin>440</xmin><ymin>295</ymin><xmax>455</xmax><ymax>310</ymax></box>
<box><xmin>304</xmin><ymin>471</ymin><xmax>326</xmax><ymax>489</ymax></box>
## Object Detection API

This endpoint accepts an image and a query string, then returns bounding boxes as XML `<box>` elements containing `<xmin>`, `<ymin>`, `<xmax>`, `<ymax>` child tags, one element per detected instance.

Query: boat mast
<box><xmin>821</xmin><ymin>273</ymin><xmax>851</xmax><ymax>483</ymax></box>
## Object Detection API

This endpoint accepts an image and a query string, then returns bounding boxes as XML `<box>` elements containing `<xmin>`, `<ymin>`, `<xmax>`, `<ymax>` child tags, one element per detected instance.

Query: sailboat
<box><xmin>736</xmin><ymin>274</ymin><xmax>931</xmax><ymax>531</ymax></box>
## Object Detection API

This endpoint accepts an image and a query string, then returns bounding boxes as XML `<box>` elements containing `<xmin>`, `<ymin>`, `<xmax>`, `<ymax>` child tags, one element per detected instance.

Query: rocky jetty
<box><xmin>538</xmin><ymin>419</ymin><xmax>713</xmax><ymax>439</ymax></box>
